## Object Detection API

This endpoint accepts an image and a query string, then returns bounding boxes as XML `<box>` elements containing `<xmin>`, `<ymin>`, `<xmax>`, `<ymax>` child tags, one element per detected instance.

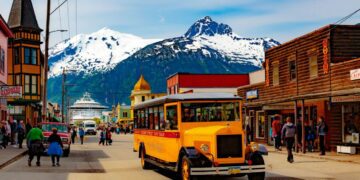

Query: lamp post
<box><xmin>62</xmin><ymin>68</ymin><xmax>76</xmax><ymax>123</ymax></box>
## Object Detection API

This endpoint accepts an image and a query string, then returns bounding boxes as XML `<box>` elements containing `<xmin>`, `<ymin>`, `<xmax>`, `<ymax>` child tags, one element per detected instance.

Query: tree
<box><xmin>93</xmin><ymin>117</ymin><xmax>102</xmax><ymax>125</ymax></box>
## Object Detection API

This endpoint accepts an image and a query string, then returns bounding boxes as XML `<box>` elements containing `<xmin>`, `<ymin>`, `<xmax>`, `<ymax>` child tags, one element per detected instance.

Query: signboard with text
<box><xmin>350</xmin><ymin>68</ymin><xmax>360</xmax><ymax>81</ymax></box>
<box><xmin>246</xmin><ymin>89</ymin><xmax>258</xmax><ymax>100</ymax></box>
<box><xmin>0</xmin><ymin>86</ymin><xmax>22</xmax><ymax>98</ymax></box>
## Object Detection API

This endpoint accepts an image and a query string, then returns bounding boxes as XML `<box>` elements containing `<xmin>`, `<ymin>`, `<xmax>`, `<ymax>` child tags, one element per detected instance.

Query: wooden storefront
<box><xmin>238</xmin><ymin>25</ymin><xmax>360</xmax><ymax>153</ymax></box>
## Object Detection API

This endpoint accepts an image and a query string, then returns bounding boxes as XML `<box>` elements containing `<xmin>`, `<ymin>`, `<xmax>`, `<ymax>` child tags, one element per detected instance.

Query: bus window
<box><xmin>166</xmin><ymin>105</ymin><xmax>178</xmax><ymax>130</ymax></box>
<box><xmin>181</xmin><ymin>102</ymin><xmax>240</xmax><ymax>122</ymax></box>
<box><xmin>154</xmin><ymin>107</ymin><xmax>159</xmax><ymax>130</ymax></box>
<box><xmin>149</xmin><ymin>107</ymin><xmax>154</xmax><ymax>130</ymax></box>
<box><xmin>159</xmin><ymin>106</ymin><xmax>165</xmax><ymax>130</ymax></box>
<box><xmin>140</xmin><ymin>109</ymin><xmax>145</xmax><ymax>128</ymax></box>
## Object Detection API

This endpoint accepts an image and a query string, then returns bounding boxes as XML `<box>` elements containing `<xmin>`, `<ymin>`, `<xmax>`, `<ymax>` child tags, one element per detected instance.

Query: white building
<box><xmin>69</xmin><ymin>92</ymin><xmax>108</xmax><ymax>125</ymax></box>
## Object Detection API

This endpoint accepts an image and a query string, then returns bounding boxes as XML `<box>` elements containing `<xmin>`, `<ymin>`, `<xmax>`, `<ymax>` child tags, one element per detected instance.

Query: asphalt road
<box><xmin>1</xmin><ymin>134</ymin><xmax>360</xmax><ymax>180</ymax></box>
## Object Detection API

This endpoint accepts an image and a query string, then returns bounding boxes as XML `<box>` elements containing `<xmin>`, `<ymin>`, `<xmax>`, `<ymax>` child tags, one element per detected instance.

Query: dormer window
<box><xmin>24</xmin><ymin>48</ymin><xmax>37</xmax><ymax>65</ymax></box>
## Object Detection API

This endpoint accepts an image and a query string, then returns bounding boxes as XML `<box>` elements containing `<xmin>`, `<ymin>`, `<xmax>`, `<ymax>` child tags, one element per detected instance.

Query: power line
<box><xmin>57</xmin><ymin>0</ymin><xmax>63</xmax><ymax>40</ymax></box>
<box><xmin>66</xmin><ymin>0</ymin><xmax>71</xmax><ymax>38</ymax></box>
<box><xmin>333</xmin><ymin>8</ymin><xmax>360</xmax><ymax>25</ymax></box>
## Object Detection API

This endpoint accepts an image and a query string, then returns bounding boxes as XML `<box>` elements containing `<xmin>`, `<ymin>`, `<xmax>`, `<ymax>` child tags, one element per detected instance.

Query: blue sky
<box><xmin>1</xmin><ymin>0</ymin><xmax>360</xmax><ymax>46</ymax></box>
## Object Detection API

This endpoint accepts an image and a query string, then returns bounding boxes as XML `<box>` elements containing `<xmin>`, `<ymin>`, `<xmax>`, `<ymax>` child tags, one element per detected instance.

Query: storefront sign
<box><xmin>265</xmin><ymin>59</ymin><xmax>270</xmax><ymax>86</ymax></box>
<box><xmin>246</xmin><ymin>89</ymin><xmax>258</xmax><ymax>100</ymax></box>
<box><xmin>322</xmin><ymin>39</ymin><xmax>329</xmax><ymax>74</ymax></box>
<box><xmin>332</xmin><ymin>95</ymin><xmax>360</xmax><ymax>103</ymax></box>
<box><xmin>0</xmin><ymin>86</ymin><xmax>22</xmax><ymax>98</ymax></box>
<box><xmin>350</xmin><ymin>68</ymin><xmax>360</xmax><ymax>81</ymax></box>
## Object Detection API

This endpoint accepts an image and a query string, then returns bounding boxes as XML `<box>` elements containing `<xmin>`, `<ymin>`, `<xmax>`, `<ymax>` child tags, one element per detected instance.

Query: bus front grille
<box><xmin>216</xmin><ymin>135</ymin><xmax>242</xmax><ymax>158</ymax></box>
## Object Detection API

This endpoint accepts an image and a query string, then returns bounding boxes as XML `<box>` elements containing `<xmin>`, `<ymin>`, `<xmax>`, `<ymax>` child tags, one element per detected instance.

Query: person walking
<box><xmin>17</xmin><ymin>120</ymin><xmax>26</xmax><ymax>149</ymax></box>
<box><xmin>99</xmin><ymin>129</ymin><xmax>105</xmax><ymax>146</ymax></box>
<box><xmin>106</xmin><ymin>128</ymin><xmax>112</xmax><ymax>146</ymax></box>
<box><xmin>26</xmin><ymin>125</ymin><xmax>44</xmax><ymax>166</ymax></box>
<box><xmin>281</xmin><ymin>117</ymin><xmax>296</xmax><ymax>163</ymax></box>
<box><xmin>47</xmin><ymin>128</ymin><xmax>63</xmax><ymax>166</ymax></box>
<box><xmin>317</xmin><ymin>116</ymin><xmax>328</xmax><ymax>156</ymax></box>
<box><xmin>25</xmin><ymin>120</ymin><xmax>32</xmax><ymax>135</ymax></box>
<box><xmin>9</xmin><ymin>118</ymin><xmax>17</xmax><ymax>145</ymax></box>
<box><xmin>272</xmin><ymin>115</ymin><xmax>282</xmax><ymax>151</ymax></box>
<box><xmin>79</xmin><ymin>128</ymin><xmax>85</xmax><ymax>145</ymax></box>
<box><xmin>71</xmin><ymin>127</ymin><xmax>77</xmax><ymax>144</ymax></box>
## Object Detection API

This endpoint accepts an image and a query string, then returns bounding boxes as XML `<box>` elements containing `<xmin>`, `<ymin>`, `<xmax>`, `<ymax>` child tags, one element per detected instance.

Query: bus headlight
<box><xmin>200</xmin><ymin>144</ymin><xmax>209</xmax><ymax>153</ymax></box>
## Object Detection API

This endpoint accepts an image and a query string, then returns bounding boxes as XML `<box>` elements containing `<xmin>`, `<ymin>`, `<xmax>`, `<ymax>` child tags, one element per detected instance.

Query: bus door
<box><xmin>162</xmin><ymin>103</ymin><xmax>180</xmax><ymax>162</ymax></box>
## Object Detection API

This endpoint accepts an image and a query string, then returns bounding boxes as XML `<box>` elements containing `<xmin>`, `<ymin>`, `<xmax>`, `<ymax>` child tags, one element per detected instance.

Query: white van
<box><xmin>81</xmin><ymin>120</ymin><xmax>97</xmax><ymax>135</ymax></box>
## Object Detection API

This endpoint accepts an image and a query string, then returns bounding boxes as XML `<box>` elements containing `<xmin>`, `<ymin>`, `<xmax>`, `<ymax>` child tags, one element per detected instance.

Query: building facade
<box><xmin>130</xmin><ymin>75</ymin><xmax>165</xmax><ymax>118</ymax></box>
<box><xmin>116</xmin><ymin>103</ymin><xmax>132</xmax><ymax>125</ymax></box>
<box><xmin>6</xmin><ymin>0</ymin><xmax>43</xmax><ymax>125</ymax></box>
<box><xmin>69</xmin><ymin>92</ymin><xmax>108</xmax><ymax>125</ymax></box>
<box><xmin>0</xmin><ymin>15</ymin><xmax>14</xmax><ymax>120</ymax></box>
<box><xmin>167</xmin><ymin>73</ymin><xmax>249</xmax><ymax>95</ymax></box>
<box><xmin>238</xmin><ymin>25</ymin><xmax>360</xmax><ymax>153</ymax></box>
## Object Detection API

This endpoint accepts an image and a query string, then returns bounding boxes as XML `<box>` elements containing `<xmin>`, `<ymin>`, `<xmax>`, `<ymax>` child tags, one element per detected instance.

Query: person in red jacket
<box><xmin>106</xmin><ymin>128</ymin><xmax>112</xmax><ymax>146</ymax></box>
<box><xmin>272</xmin><ymin>115</ymin><xmax>282</xmax><ymax>151</ymax></box>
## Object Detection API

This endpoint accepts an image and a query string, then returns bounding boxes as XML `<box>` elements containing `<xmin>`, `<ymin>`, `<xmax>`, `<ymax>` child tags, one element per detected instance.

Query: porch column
<box><xmin>301</xmin><ymin>99</ymin><xmax>306</xmax><ymax>154</ymax></box>
<box><xmin>294</xmin><ymin>100</ymin><xmax>298</xmax><ymax>153</ymax></box>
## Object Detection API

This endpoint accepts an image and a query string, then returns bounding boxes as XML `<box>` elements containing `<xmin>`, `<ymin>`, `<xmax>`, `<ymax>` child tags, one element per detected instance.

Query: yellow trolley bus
<box><xmin>133</xmin><ymin>93</ymin><xmax>266</xmax><ymax>180</ymax></box>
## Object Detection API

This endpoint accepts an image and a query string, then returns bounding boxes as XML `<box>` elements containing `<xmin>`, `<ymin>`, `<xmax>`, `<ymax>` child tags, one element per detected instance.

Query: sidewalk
<box><xmin>265</xmin><ymin>144</ymin><xmax>360</xmax><ymax>164</ymax></box>
<box><xmin>0</xmin><ymin>144</ymin><xmax>28</xmax><ymax>169</ymax></box>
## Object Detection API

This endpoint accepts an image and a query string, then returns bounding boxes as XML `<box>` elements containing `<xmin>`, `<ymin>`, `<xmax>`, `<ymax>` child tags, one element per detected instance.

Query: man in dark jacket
<box><xmin>17</xmin><ymin>120</ymin><xmax>26</xmax><ymax>148</ymax></box>
<box><xmin>282</xmin><ymin>117</ymin><xmax>296</xmax><ymax>163</ymax></box>
<box><xmin>317</xmin><ymin>116</ymin><xmax>328</xmax><ymax>155</ymax></box>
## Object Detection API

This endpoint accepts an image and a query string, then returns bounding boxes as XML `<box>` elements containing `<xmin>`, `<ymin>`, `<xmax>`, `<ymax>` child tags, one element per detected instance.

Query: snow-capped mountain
<box><xmin>48</xmin><ymin>28</ymin><xmax>161</xmax><ymax>77</ymax></box>
<box><xmin>133</xmin><ymin>16</ymin><xmax>280</xmax><ymax>67</ymax></box>
<box><xmin>47</xmin><ymin>16</ymin><xmax>280</xmax><ymax>106</ymax></box>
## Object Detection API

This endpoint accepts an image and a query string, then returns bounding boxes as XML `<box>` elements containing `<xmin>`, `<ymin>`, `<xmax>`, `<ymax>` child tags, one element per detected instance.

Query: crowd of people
<box><xmin>271</xmin><ymin>115</ymin><xmax>328</xmax><ymax>163</ymax></box>
<box><xmin>0</xmin><ymin>118</ymin><xmax>31</xmax><ymax>149</ymax></box>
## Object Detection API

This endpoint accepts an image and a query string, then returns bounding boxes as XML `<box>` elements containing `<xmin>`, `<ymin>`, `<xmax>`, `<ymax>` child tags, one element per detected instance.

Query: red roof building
<box><xmin>167</xmin><ymin>73</ymin><xmax>249</xmax><ymax>95</ymax></box>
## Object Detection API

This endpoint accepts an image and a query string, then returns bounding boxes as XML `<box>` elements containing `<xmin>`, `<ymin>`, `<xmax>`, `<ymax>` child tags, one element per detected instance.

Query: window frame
<box><xmin>309</xmin><ymin>55</ymin><xmax>318</xmax><ymax>78</ymax></box>
<box><xmin>0</xmin><ymin>47</ymin><xmax>5</xmax><ymax>73</ymax></box>
<box><xmin>272</xmin><ymin>62</ymin><xmax>279</xmax><ymax>86</ymax></box>
<box><xmin>164</xmin><ymin>103</ymin><xmax>179</xmax><ymax>130</ymax></box>
<box><xmin>256</xmin><ymin>111</ymin><xmax>265</xmax><ymax>139</ymax></box>
<box><xmin>24</xmin><ymin>47</ymin><xmax>37</xmax><ymax>65</ymax></box>
<box><xmin>288</xmin><ymin>59</ymin><xmax>296</xmax><ymax>81</ymax></box>
<box><xmin>24</xmin><ymin>74</ymin><xmax>38</xmax><ymax>95</ymax></box>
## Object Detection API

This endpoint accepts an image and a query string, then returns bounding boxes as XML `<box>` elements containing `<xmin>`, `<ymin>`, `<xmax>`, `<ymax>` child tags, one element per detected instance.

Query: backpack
<box><xmin>283</xmin><ymin>124</ymin><xmax>296</xmax><ymax>138</ymax></box>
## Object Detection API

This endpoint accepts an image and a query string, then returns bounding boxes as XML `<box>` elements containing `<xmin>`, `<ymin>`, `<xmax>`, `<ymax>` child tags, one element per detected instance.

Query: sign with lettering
<box><xmin>265</xmin><ymin>59</ymin><xmax>270</xmax><ymax>86</ymax></box>
<box><xmin>350</xmin><ymin>68</ymin><xmax>360</xmax><ymax>81</ymax></box>
<box><xmin>246</xmin><ymin>89</ymin><xmax>258</xmax><ymax>100</ymax></box>
<box><xmin>0</xmin><ymin>86</ymin><xmax>22</xmax><ymax>98</ymax></box>
<box><xmin>322</xmin><ymin>39</ymin><xmax>329</xmax><ymax>74</ymax></box>
<box><xmin>332</xmin><ymin>95</ymin><xmax>360</xmax><ymax>103</ymax></box>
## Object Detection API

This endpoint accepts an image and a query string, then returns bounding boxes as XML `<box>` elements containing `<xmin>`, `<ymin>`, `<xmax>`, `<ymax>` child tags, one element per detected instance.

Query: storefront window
<box><xmin>256</xmin><ymin>111</ymin><xmax>265</xmax><ymax>139</ymax></box>
<box><xmin>343</xmin><ymin>103</ymin><xmax>360</xmax><ymax>144</ymax></box>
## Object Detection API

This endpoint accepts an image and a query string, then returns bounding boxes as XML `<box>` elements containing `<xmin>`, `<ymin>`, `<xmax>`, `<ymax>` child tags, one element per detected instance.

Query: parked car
<box><xmin>41</xmin><ymin>122</ymin><xmax>71</xmax><ymax>157</ymax></box>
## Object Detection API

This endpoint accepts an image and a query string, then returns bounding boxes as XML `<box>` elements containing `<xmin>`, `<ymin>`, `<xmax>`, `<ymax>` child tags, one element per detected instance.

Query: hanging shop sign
<box><xmin>350</xmin><ymin>68</ymin><xmax>360</xmax><ymax>81</ymax></box>
<box><xmin>246</xmin><ymin>89</ymin><xmax>258</xmax><ymax>100</ymax></box>
<box><xmin>0</xmin><ymin>86</ymin><xmax>22</xmax><ymax>98</ymax></box>
<box><xmin>322</xmin><ymin>39</ymin><xmax>329</xmax><ymax>74</ymax></box>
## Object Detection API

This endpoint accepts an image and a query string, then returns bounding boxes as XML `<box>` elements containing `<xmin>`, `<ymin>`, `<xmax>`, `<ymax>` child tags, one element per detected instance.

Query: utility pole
<box><xmin>42</xmin><ymin>0</ymin><xmax>51</xmax><ymax>122</ymax></box>
<box><xmin>62</xmin><ymin>68</ymin><xmax>66</xmax><ymax>123</ymax></box>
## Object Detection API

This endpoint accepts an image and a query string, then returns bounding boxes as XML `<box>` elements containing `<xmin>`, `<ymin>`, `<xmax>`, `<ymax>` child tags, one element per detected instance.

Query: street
<box><xmin>1</xmin><ymin>134</ymin><xmax>360</xmax><ymax>180</ymax></box>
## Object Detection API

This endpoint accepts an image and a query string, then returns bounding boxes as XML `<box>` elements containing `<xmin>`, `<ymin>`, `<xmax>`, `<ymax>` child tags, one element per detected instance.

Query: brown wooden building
<box><xmin>238</xmin><ymin>24</ymin><xmax>360</xmax><ymax>153</ymax></box>
<box><xmin>6</xmin><ymin>0</ymin><xmax>43</xmax><ymax>125</ymax></box>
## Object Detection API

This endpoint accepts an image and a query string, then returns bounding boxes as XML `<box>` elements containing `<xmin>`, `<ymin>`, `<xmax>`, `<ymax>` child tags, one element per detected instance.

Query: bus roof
<box><xmin>134</xmin><ymin>93</ymin><xmax>242</xmax><ymax>109</ymax></box>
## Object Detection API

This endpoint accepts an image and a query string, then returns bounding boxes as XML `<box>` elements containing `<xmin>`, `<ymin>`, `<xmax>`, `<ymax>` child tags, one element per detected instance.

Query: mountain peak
<box><xmin>184</xmin><ymin>16</ymin><xmax>233</xmax><ymax>38</ymax></box>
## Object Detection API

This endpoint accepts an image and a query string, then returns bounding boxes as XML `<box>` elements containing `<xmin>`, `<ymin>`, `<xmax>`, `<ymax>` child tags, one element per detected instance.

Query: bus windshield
<box><xmin>85</xmin><ymin>124</ymin><xmax>95</xmax><ymax>128</ymax></box>
<box><xmin>181</xmin><ymin>102</ymin><xmax>240</xmax><ymax>122</ymax></box>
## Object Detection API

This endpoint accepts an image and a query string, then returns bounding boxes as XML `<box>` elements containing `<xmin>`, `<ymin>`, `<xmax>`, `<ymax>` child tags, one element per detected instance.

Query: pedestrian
<box><xmin>9</xmin><ymin>118</ymin><xmax>17</xmax><ymax>145</ymax></box>
<box><xmin>25</xmin><ymin>119</ymin><xmax>32</xmax><ymax>135</ymax></box>
<box><xmin>17</xmin><ymin>120</ymin><xmax>26</xmax><ymax>149</ymax></box>
<box><xmin>272</xmin><ymin>115</ymin><xmax>282</xmax><ymax>151</ymax></box>
<box><xmin>4</xmin><ymin>120</ymin><xmax>11</xmax><ymax>146</ymax></box>
<box><xmin>126</xmin><ymin>126</ymin><xmax>130</xmax><ymax>135</ymax></box>
<box><xmin>79</xmin><ymin>127</ymin><xmax>85</xmax><ymax>145</ymax></box>
<box><xmin>106</xmin><ymin>128</ymin><xmax>112</xmax><ymax>146</ymax></box>
<box><xmin>281</xmin><ymin>117</ymin><xmax>296</xmax><ymax>163</ymax></box>
<box><xmin>305</xmin><ymin>121</ymin><xmax>315</xmax><ymax>152</ymax></box>
<box><xmin>26</xmin><ymin>125</ymin><xmax>44</xmax><ymax>166</ymax></box>
<box><xmin>71</xmin><ymin>127</ymin><xmax>77</xmax><ymax>144</ymax></box>
<box><xmin>317</xmin><ymin>116</ymin><xmax>328</xmax><ymax>156</ymax></box>
<box><xmin>47</xmin><ymin>128</ymin><xmax>63</xmax><ymax>167</ymax></box>
<box><xmin>0</xmin><ymin>122</ymin><xmax>5</xmax><ymax>149</ymax></box>
<box><xmin>99</xmin><ymin>129</ymin><xmax>105</xmax><ymax>146</ymax></box>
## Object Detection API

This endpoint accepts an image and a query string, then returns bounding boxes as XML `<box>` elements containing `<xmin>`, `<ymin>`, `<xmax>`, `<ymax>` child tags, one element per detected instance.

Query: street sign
<box><xmin>0</xmin><ymin>86</ymin><xmax>22</xmax><ymax>98</ymax></box>
<box><xmin>350</xmin><ymin>68</ymin><xmax>360</xmax><ymax>81</ymax></box>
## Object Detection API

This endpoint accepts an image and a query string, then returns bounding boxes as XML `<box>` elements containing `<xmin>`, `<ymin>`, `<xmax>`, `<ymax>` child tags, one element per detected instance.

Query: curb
<box><xmin>269</xmin><ymin>150</ymin><xmax>360</xmax><ymax>165</ymax></box>
<box><xmin>0</xmin><ymin>150</ymin><xmax>28</xmax><ymax>170</ymax></box>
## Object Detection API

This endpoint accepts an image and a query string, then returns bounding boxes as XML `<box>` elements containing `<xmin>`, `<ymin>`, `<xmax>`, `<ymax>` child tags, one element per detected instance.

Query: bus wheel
<box><xmin>181</xmin><ymin>156</ymin><xmax>192</xmax><ymax>180</ymax></box>
<box><xmin>247</xmin><ymin>153</ymin><xmax>265</xmax><ymax>180</ymax></box>
<box><xmin>140</xmin><ymin>147</ymin><xmax>151</xmax><ymax>169</ymax></box>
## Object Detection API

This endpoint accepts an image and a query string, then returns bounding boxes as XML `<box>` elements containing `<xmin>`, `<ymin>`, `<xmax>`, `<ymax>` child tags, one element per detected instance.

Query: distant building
<box><xmin>6</xmin><ymin>0</ymin><xmax>44</xmax><ymax>125</ymax></box>
<box><xmin>166</xmin><ymin>72</ymin><xmax>249</xmax><ymax>95</ymax></box>
<box><xmin>130</xmin><ymin>75</ymin><xmax>166</xmax><ymax>117</ymax></box>
<box><xmin>0</xmin><ymin>15</ymin><xmax>14</xmax><ymax>120</ymax></box>
<box><xmin>116</xmin><ymin>103</ymin><xmax>132</xmax><ymax>125</ymax></box>
<box><xmin>69</xmin><ymin>92</ymin><xmax>108</xmax><ymax>125</ymax></box>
